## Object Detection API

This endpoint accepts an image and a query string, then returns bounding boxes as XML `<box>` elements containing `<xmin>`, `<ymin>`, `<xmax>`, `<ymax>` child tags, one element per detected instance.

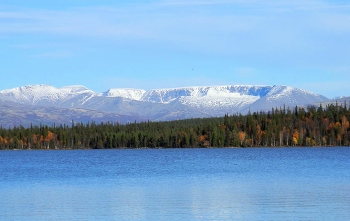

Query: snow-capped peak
<box><xmin>266</xmin><ymin>85</ymin><xmax>325</xmax><ymax>100</ymax></box>
<box><xmin>102</xmin><ymin>88</ymin><xmax>146</xmax><ymax>100</ymax></box>
<box><xmin>60</xmin><ymin>85</ymin><xmax>91</xmax><ymax>93</ymax></box>
<box><xmin>0</xmin><ymin>84</ymin><xmax>95</xmax><ymax>105</ymax></box>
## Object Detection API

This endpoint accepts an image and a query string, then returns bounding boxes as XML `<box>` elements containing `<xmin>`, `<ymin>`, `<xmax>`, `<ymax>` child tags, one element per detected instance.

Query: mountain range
<box><xmin>0</xmin><ymin>84</ymin><xmax>337</xmax><ymax>128</ymax></box>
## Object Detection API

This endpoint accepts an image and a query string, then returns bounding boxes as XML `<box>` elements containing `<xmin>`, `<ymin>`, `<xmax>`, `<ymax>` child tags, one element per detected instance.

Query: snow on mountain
<box><xmin>137</xmin><ymin>85</ymin><xmax>293</xmax><ymax>115</ymax></box>
<box><xmin>140</xmin><ymin>85</ymin><xmax>271</xmax><ymax>103</ymax></box>
<box><xmin>243</xmin><ymin>85</ymin><xmax>329</xmax><ymax>113</ymax></box>
<box><xmin>265</xmin><ymin>85</ymin><xmax>327</xmax><ymax>105</ymax></box>
<box><xmin>0</xmin><ymin>84</ymin><xmax>95</xmax><ymax>106</ymax></box>
<box><xmin>0</xmin><ymin>84</ymin><xmax>330</xmax><ymax>127</ymax></box>
<box><xmin>0</xmin><ymin>84</ymin><xmax>59</xmax><ymax>104</ymax></box>
<box><xmin>330</xmin><ymin>96</ymin><xmax>350</xmax><ymax>102</ymax></box>
<box><xmin>102</xmin><ymin>88</ymin><xmax>146</xmax><ymax>100</ymax></box>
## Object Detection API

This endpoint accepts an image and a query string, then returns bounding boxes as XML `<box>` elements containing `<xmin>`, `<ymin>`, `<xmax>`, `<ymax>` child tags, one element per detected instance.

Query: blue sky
<box><xmin>1</xmin><ymin>0</ymin><xmax>349</xmax><ymax>98</ymax></box>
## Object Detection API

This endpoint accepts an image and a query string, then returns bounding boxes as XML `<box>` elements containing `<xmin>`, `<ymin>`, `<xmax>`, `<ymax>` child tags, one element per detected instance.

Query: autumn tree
<box><xmin>239</xmin><ymin>131</ymin><xmax>246</xmax><ymax>146</ymax></box>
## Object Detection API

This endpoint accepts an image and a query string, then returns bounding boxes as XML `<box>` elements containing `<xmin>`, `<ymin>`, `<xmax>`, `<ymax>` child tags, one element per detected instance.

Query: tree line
<box><xmin>0</xmin><ymin>103</ymin><xmax>349</xmax><ymax>149</ymax></box>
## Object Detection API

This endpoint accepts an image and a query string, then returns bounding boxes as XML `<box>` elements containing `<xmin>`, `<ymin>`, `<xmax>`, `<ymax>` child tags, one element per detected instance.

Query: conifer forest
<box><xmin>0</xmin><ymin>103</ymin><xmax>349</xmax><ymax>149</ymax></box>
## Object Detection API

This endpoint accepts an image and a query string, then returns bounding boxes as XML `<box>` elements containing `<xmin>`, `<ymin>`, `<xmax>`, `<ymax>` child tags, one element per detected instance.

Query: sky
<box><xmin>0</xmin><ymin>0</ymin><xmax>350</xmax><ymax>98</ymax></box>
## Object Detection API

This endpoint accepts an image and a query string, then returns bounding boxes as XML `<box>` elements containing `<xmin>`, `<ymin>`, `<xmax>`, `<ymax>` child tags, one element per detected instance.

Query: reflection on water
<box><xmin>1</xmin><ymin>147</ymin><xmax>350</xmax><ymax>220</ymax></box>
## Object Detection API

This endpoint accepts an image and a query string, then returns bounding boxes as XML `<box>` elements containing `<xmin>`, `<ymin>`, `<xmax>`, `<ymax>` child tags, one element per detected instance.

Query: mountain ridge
<box><xmin>0</xmin><ymin>84</ymin><xmax>332</xmax><ymax>128</ymax></box>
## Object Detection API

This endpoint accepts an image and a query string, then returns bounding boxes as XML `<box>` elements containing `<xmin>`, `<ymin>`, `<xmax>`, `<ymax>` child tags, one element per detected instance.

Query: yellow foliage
<box><xmin>342</xmin><ymin>115</ymin><xmax>349</xmax><ymax>131</ymax></box>
<box><xmin>291</xmin><ymin>129</ymin><xmax>299</xmax><ymax>145</ymax></box>
<box><xmin>292</xmin><ymin>137</ymin><xmax>298</xmax><ymax>145</ymax></box>
<box><xmin>335</xmin><ymin>122</ymin><xmax>341</xmax><ymax>129</ymax></box>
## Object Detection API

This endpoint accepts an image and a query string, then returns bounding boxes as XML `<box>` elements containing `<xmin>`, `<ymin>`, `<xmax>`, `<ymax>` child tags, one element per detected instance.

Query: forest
<box><xmin>0</xmin><ymin>103</ymin><xmax>349</xmax><ymax>149</ymax></box>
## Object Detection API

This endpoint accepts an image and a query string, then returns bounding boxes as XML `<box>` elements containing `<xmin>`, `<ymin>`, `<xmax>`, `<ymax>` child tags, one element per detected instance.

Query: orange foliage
<box><xmin>45</xmin><ymin>131</ymin><xmax>54</xmax><ymax>143</ymax></box>
<box><xmin>239</xmin><ymin>131</ymin><xmax>246</xmax><ymax>145</ymax></box>
<box><xmin>198</xmin><ymin>135</ymin><xmax>206</xmax><ymax>142</ymax></box>
<box><xmin>293</xmin><ymin>130</ymin><xmax>299</xmax><ymax>140</ymax></box>
<box><xmin>292</xmin><ymin>130</ymin><xmax>299</xmax><ymax>145</ymax></box>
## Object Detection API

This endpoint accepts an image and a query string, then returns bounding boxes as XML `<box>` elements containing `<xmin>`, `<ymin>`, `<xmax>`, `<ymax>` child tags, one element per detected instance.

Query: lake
<box><xmin>1</xmin><ymin>147</ymin><xmax>350</xmax><ymax>220</ymax></box>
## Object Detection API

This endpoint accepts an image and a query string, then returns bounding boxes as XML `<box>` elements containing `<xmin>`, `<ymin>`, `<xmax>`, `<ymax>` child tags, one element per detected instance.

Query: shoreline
<box><xmin>3</xmin><ymin>145</ymin><xmax>348</xmax><ymax>151</ymax></box>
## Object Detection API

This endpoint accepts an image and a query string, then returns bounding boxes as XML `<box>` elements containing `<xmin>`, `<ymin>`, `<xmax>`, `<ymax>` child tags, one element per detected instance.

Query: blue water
<box><xmin>1</xmin><ymin>147</ymin><xmax>350</xmax><ymax>220</ymax></box>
